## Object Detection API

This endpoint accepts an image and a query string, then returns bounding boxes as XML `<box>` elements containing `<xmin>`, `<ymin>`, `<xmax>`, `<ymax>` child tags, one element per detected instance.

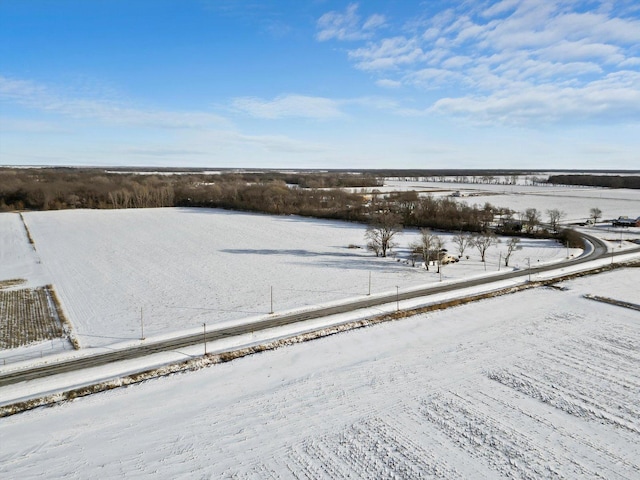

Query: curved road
<box><xmin>1</xmin><ymin>232</ymin><xmax>637</xmax><ymax>388</ymax></box>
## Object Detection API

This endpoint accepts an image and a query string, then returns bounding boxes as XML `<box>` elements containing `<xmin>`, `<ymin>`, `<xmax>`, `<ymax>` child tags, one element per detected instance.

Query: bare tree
<box><xmin>408</xmin><ymin>245</ymin><xmax>420</xmax><ymax>267</ymax></box>
<box><xmin>390</xmin><ymin>191</ymin><xmax>418</xmax><ymax>225</ymax></box>
<box><xmin>432</xmin><ymin>235</ymin><xmax>446</xmax><ymax>273</ymax></box>
<box><xmin>522</xmin><ymin>208</ymin><xmax>541</xmax><ymax>234</ymax></box>
<box><xmin>365</xmin><ymin>211</ymin><xmax>402</xmax><ymax>258</ymax></box>
<box><xmin>503</xmin><ymin>237</ymin><xmax>521</xmax><ymax>266</ymax></box>
<box><xmin>414</xmin><ymin>228</ymin><xmax>443</xmax><ymax>270</ymax></box>
<box><xmin>452</xmin><ymin>231</ymin><xmax>473</xmax><ymax>258</ymax></box>
<box><xmin>472</xmin><ymin>231</ymin><xmax>500</xmax><ymax>263</ymax></box>
<box><xmin>546</xmin><ymin>209</ymin><xmax>565</xmax><ymax>233</ymax></box>
<box><xmin>590</xmin><ymin>207</ymin><xmax>602</xmax><ymax>224</ymax></box>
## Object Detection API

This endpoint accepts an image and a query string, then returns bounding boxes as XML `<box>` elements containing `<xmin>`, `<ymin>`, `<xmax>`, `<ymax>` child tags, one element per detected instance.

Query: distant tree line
<box><xmin>0</xmin><ymin>168</ymin><xmax>583</xmax><ymax>251</ymax></box>
<box><xmin>1</xmin><ymin>168</ymin><xmax>504</xmax><ymax>232</ymax></box>
<box><xmin>364</xmin><ymin>169</ymin><xmax>536</xmax><ymax>178</ymax></box>
<box><xmin>0</xmin><ymin>168</ymin><xmax>178</xmax><ymax>210</ymax></box>
<box><xmin>177</xmin><ymin>180</ymin><xmax>367</xmax><ymax>221</ymax></box>
<box><xmin>0</xmin><ymin>168</ymin><xmax>380</xmax><ymax>212</ymax></box>
<box><xmin>547</xmin><ymin>175</ymin><xmax>640</xmax><ymax>189</ymax></box>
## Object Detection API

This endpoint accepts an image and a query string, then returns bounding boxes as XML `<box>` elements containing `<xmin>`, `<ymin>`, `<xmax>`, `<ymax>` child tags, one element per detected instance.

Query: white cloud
<box><xmin>316</xmin><ymin>3</ymin><xmax>385</xmax><ymax>42</ymax></box>
<box><xmin>231</xmin><ymin>93</ymin><xmax>413</xmax><ymax>119</ymax></box>
<box><xmin>184</xmin><ymin>129</ymin><xmax>328</xmax><ymax>156</ymax></box>
<box><xmin>349</xmin><ymin>36</ymin><xmax>424</xmax><ymax>70</ymax></box>
<box><xmin>376</xmin><ymin>79</ymin><xmax>402</xmax><ymax>89</ymax></box>
<box><xmin>620</xmin><ymin>57</ymin><xmax>640</xmax><ymax>67</ymax></box>
<box><xmin>405</xmin><ymin>68</ymin><xmax>463</xmax><ymax>88</ymax></box>
<box><xmin>551</xmin><ymin>12</ymin><xmax>640</xmax><ymax>44</ymax></box>
<box><xmin>233</xmin><ymin>132</ymin><xmax>326</xmax><ymax>153</ymax></box>
<box><xmin>320</xmin><ymin>1</ymin><xmax>640</xmax><ymax>125</ymax></box>
<box><xmin>431</xmin><ymin>71</ymin><xmax>640</xmax><ymax>124</ymax></box>
<box><xmin>0</xmin><ymin>76</ymin><xmax>228</xmax><ymax>129</ymax></box>
<box><xmin>452</xmin><ymin>21</ymin><xmax>485</xmax><ymax>45</ymax></box>
<box><xmin>538</xmin><ymin>41</ymin><xmax>623</xmax><ymax>63</ymax></box>
<box><xmin>231</xmin><ymin>94</ymin><xmax>344</xmax><ymax>120</ymax></box>
<box><xmin>0</xmin><ymin>116</ymin><xmax>68</xmax><ymax>134</ymax></box>
<box><xmin>482</xmin><ymin>0</ymin><xmax>521</xmax><ymax>18</ymax></box>
<box><xmin>363</xmin><ymin>13</ymin><xmax>386</xmax><ymax>30</ymax></box>
<box><xmin>441</xmin><ymin>55</ymin><xmax>472</xmax><ymax>69</ymax></box>
<box><xmin>346</xmin><ymin>96</ymin><xmax>402</xmax><ymax>111</ymax></box>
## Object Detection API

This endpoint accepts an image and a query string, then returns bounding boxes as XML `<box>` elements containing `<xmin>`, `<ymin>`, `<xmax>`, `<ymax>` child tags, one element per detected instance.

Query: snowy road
<box><xmin>1</xmin><ymin>230</ymin><xmax>635</xmax><ymax>394</ymax></box>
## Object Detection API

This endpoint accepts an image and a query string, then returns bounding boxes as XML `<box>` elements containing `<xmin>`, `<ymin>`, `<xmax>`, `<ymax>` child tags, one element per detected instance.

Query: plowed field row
<box><xmin>0</xmin><ymin>287</ymin><xmax>63</xmax><ymax>349</ymax></box>
<box><xmin>420</xmin><ymin>392</ymin><xmax>566</xmax><ymax>479</ymax></box>
<box><xmin>286</xmin><ymin>416</ymin><xmax>457</xmax><ymax>479</ymax></box>
<box><xmin>488</xmin><ymin>325</ymin><xmax>640</xmax><ymax>435</ymax></box>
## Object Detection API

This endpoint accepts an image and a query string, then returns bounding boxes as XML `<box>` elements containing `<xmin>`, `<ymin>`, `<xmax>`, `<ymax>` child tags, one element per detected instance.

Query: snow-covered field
<box><xmin>1</xmin><ymin>199</ymin><xmax>639</xmax><ymax>477</ymax></box>
<box><xmin>460</xmin><ymin>189</ymin><xmax>640</xmax><ymax>225</ymax></box>
<box><xmin>0</xmin><ymin>213</ymin><xmax>49</xmax><ymax>288</ymax></box>
<box><xmin>1</xmin><ymin>267</ymin><xmax>638</xmax><ymax>477</ymax></box>
<box><xmin>4</xmin><ymin>208</ymin><xmax>572</xmax><ymax>352</ymax></box>
<box><xmin>380</xmin><ymin>178</ymin><xmax>640</xmax><ymax>224</ymax></box>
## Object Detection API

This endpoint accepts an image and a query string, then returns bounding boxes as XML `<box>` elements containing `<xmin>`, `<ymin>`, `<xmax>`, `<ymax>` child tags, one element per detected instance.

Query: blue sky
<box><xmin>1</xmin><ymin>0</ymin><xmax>639</xmax><ymax>169</ymax></box>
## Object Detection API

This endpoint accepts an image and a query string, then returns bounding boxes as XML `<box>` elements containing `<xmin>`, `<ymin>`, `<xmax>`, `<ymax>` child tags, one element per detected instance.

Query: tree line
<box><xmin>1</xmin><ymin>167</ymin><xmax>583</xmax><ymax>254</ymax></box>
<box><xmin>547</xmin><ymin>175</ymin><xmax>640</xmax><ymax>189</ymax></box>
<box><xmin>0</xmin><ymin>168</ymin><xmax>503</xmax><ymax>232</ymax></box>
<box><xmin>0</xmin><ymin>169</ymin><xmax>379</xmax><ymax>212</ymax></box>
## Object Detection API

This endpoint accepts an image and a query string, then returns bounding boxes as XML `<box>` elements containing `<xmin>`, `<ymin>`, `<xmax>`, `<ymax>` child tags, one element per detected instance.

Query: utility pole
<box><xmin>140</xmin><ymin>307</ymin><xmax>145</xmax><ymax>340</ymax></box>
<box><xmin>498</xmin><ymin>252</ymin><xmax>501</xmax><ymax>271</ymax></box>
<box><xmin>611</xmin><ymin>244</ymin><xmax>614</xmax><ymax>266</ymax></box>
<box><xmin>527</xmin><ymin>257</ymin><xmax>531</xmax><ymax>281</ymax></box>
<box><xmin>203</xmin><ymin>323</ymin><xmax>207</xmax><ymax>355</ymax></box>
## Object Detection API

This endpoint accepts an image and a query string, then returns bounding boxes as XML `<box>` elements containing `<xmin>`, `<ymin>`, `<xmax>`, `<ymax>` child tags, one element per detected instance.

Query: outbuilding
<box><xmin>612</xmin><ymin>216</ymin><xmax>640</xmax><ymax>227</ymax></box>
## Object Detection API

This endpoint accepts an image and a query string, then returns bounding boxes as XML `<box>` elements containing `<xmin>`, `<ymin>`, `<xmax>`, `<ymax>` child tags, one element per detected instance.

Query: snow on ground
<box><xmin>0</xmin><ymin>338</ymin><xmax>73</xmax><ymax>366</ymax></box>
<box><xmin>13</xmin><ymin>208</ymin><xmax>571</xmax><ymax>351</ymax></box>
<box><xmin>380</xmin><ymin>179</ymin><xmax>640</xmax><ymax>223</ymax></box>
<box><xmin>1</xmin><ymin>267</ymin><xmax>638</xmax><ymax>478</ymax></box>
<box><xmin>460</xmin><ymin>191</ymin><xmax>640</xmax><ymax>224</ymax></box>
<box><xmin>0</xmin><ymin>213</ymin><xmax>49</xmax><ymax>288</ymax></box>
